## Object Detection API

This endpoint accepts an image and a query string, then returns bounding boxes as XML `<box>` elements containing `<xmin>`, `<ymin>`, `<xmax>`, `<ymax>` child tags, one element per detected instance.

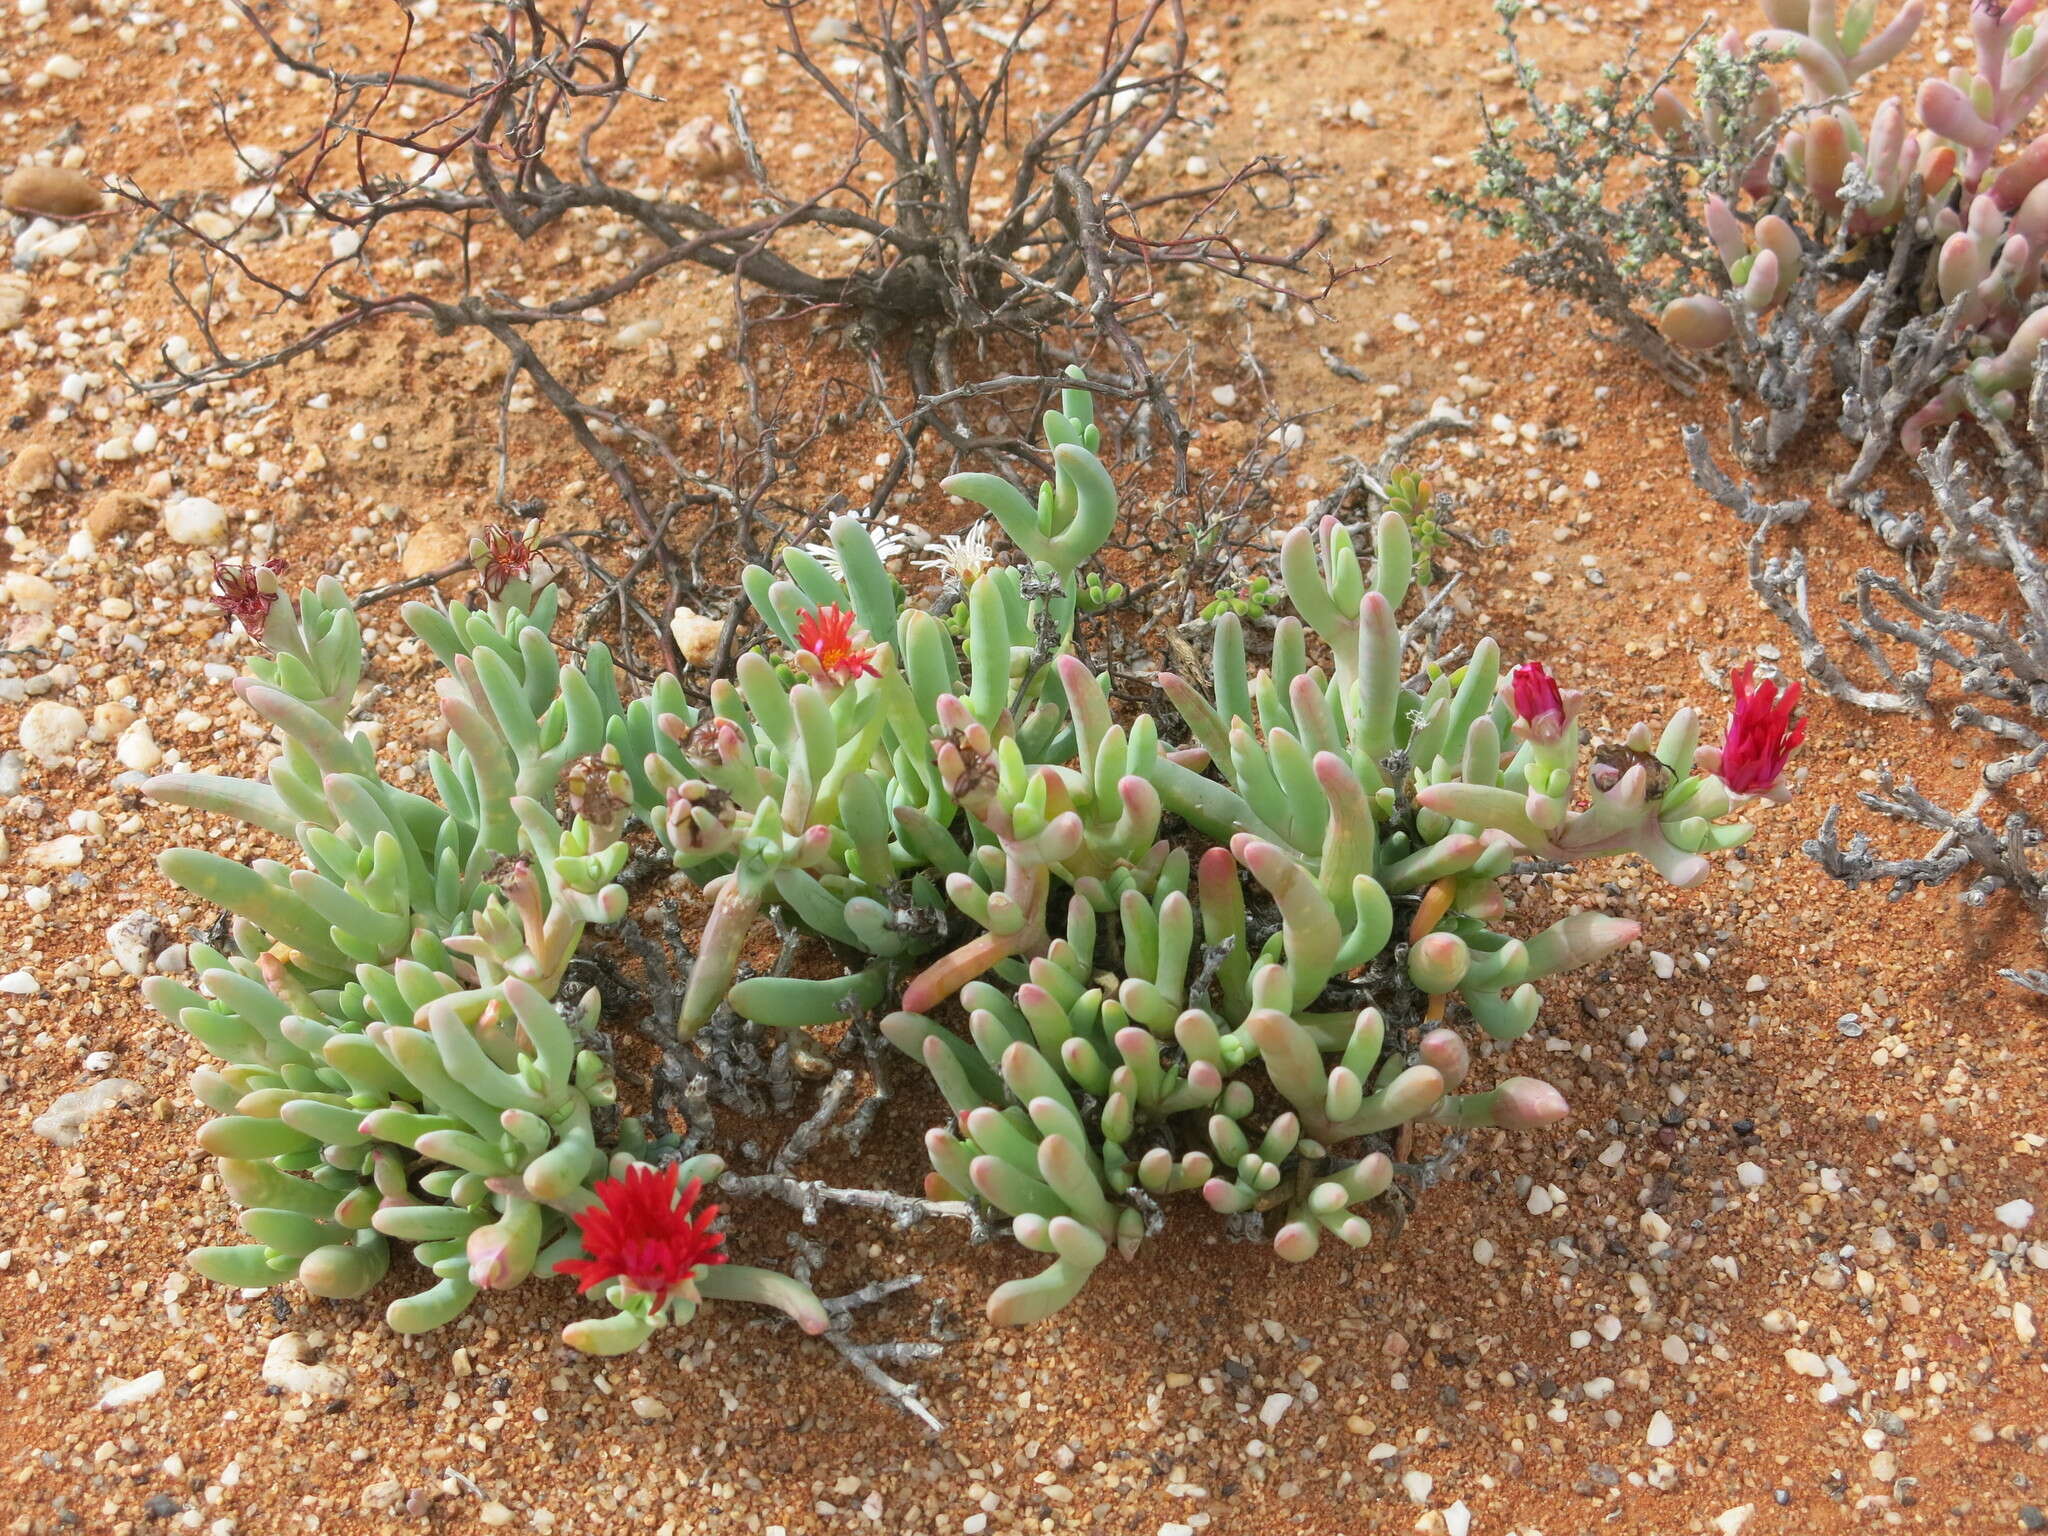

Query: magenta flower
<box><xmin>555</xmin><ymin>1163</ymin><xmax>726</xmax><ymax>1305</ymax></box>
<box><xmin>1719</xmin><ymin>663</ymin><xmax>1806</xmax><ymax>797</ymax></box>
<box><xmin>1510</xmin><ymin>661</ymin><xmax>1567</xmax><ymax>742</ymax></box>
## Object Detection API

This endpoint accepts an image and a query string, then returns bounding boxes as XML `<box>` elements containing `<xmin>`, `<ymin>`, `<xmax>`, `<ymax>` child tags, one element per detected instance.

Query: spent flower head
<box><xmin>209</xmin><ymin>558</ymin><xmax>287</xmax><ymax>637</ymax></box>
<box><xmin>475</xmin><ymin>521</ymin><xmax>550</xmax><ymax>598</ymax></box>
<box><xmin>554</xmin><ymin>1163</ymin><xmax>726</xmax><ymax>1305</ymax></box>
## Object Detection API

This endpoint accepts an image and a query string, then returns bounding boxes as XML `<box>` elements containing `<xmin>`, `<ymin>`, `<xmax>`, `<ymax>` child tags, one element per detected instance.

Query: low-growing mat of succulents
<box><xmin>145</xmin><ymin>374</ymin><xmax>1804</xmax><ymax>1390</ymax></box>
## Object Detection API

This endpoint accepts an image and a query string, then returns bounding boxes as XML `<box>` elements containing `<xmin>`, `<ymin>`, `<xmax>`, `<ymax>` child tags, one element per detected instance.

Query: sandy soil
<box><xmin>1</xmin><ymin>1</ymin><xmax>2044</xmax><ymax>1533</ymax></box>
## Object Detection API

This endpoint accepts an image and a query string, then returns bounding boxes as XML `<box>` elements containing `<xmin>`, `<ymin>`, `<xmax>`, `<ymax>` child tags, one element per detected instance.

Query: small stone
<box><xmin>1400</xmin><ymin>1470</ymin><xmax>1434</xmax><ymax>1504</ymax></box>
<box><xmin>4</xmin><ymin>571</ymin><xmax>59</xmax><ymax>612</ymax></box>
<box><xmin>0</xmin><ymin>273</ymin><xmax>28</xmax><ymax>329</ymax></box>
<box><xmin>86</xmin><ymin>489</ymin><xmax>154</xmax><ymax>538</ymax></box>
<box><xmin>162</xmin><ymin>495</ymin><xmax>228</xmax><ymax>547</ymax></box>
<box><xmin>1736</xmin><ymin>1161</ymin><xmax>1766</xmax><ymax>1189</ymax></box>
<box><xmin>478</xmin><ymin>1503</ymin><xmax>514</xmax><ymax>1528</ymax></box>
<box><xmin>2016</xmin><ymin>1302</ymin><xmax>2037</xmax><ymax>1346</ymax></box>
<box><xmin>630</xmin><ymin>1395</ymin><xmax>670</xmax><ymax>1420</ymax></box>
<box><xmin>117</xmin><ymin>719</ymin><xmax>163</xmax><ymax>770</ymax></box>
<box><xmin>1995</xmin><ymin>1199</ymin><xmax>2035</xmax><ymax>1232</ymax></box>
<box><xmin>665</xmin><ymin>116</ymin><xmax>742</xmax><ymax>173</ymax></box>
<box><xmin>400</xmin><ymin>521</ymin><xmax>469</xmax><ymax>578</ymax></box>
<box><xmin>1211</xmin><ymin>383</ymin><xmax>1238</xmax><ymax>407</ymax></box>
<box><xmin>93</xmin><ymin>701</ymin><xmax>137</xmax><ymax>739</ymax></box>
<box><xmin>2019</xmin><ymin>1506</ymin><xmax>2046</xmax><ymax>1532</ymax></box>
<box><xmin>1647</xmin><ymin>1410</ymin><xmax>1675</xmax><ymax>1447</ymax></box>
<box><xmin>1442</xmin><ymin>1501</ymin><xmax>1471</xmax><ymax>1536</ymax></box>
<box><xmin>261</xmin><ymin>1333</ymin><xmax>348</xmax><ymax>1397</ymax></box>
<box><xmin>25</xmin><ymin>834</ymin><xmax>83</xmax><ymax>869</ymax></box>
<box><xmin>6</xmin><ymin>443</ymin><xmax>58</xmax><ymax>496</ymax></box>
<box><xmin>2</xmin><ymin>164</ymin><xmax>102</xmax><ymax>218</ymax></box>
<box><xmin>1661</xmin><ymin>1335</ymin><xmax>1690</xmax><ymax>1366</ymax></box>
<box><xmin>20</xmin><ymin>700</ymin><xmax>88</xmax><ymax>764</ymax></box>
<box><xmin>1712</xmin><ymin>1506</ymin><xmax>1755</xmax><ymax>1536</ymax></box>
<box><xmin>1527</xmin><ymin>1185</ymin><xmax>1554</xmax><ymax>1216</ymax></box>
<box><xmin>1258</xmin><ymin>1392</ymin><xmax>1293</xmax><ymax>1428</ymax></box>
<box><xmin>107</xmin><ymin>912</ymin><xmax>165</xmax><ymax>976</ymax></box>
<box><xmin>1869</xmin><ymin>1450</ymin><xmax>1897</xmax><ymax>1482</ymax></box>
<box><xmin>33</xmin><ymin>1080</ymin><xmax>141</xmax><ymax>1145</ymax></box>
<box><xmin>97</xmin><ymin>1370</ymin><xmax>166</xmax><ymax>1409</ymax></box>
<box><xmin>670</xmin><ymin>606</ymin><xmax>724</xmax><ymax>668</ymax></box>
<box><xmin>1783</xmin><ymin>1348</ymin><xmax>1827</xmax><ymax>1378</ymax></box>
<box><xmin>43</xmin><ymin>52</ymin><xmax>84</xmax><ymax>80</ymax></box>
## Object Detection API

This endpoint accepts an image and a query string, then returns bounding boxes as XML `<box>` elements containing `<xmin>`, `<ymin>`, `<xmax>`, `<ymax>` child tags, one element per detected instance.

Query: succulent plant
<box><xmin>619</xmin><ymin>371</ymin><xmax>1148</xmax><ymax>1039</ymax></box>
<box><xmin>882</xmin><ymin>501</ymin><xmax>1796</xmax><ymax>1323</ymax></box>
<box><xmin>144</xmin><ymin>547</ymin><xmax>827</xmax><ymax>1349</ymax></box>
<box><xmin>147</xmin><ymin>369</ymin><xmax>1799</xmax><ymax>1342</ymax></box>
<box><xmin>1651</xmin><ymin>1</ymin><xmax>2048</xmax><ymax>449</ymax></box>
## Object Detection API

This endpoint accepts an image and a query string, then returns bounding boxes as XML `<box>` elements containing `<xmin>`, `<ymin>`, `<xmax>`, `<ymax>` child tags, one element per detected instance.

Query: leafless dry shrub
<box><xmin>1447</xmin><ymin>1</ymin><xmax>2048</xmax><ymax>979</ymax></box>
<box><xmin>116</xmin><ymin>0</ymin><xmax>1354</xmax><ymax>674</ymax></box>
<box><xmin>1687</xmin><ymin>424</ymin><xmax>2048</xmax><ymax>970</ymax></box>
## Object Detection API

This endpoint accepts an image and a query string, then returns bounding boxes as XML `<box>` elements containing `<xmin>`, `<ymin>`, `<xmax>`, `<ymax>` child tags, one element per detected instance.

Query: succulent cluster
<box><xmin>146</xmin><ymin>548</ymin><xmax>829</xmax><ymax>1353</ymax></box>
<box><xmin>149</xmin><ymin>371</ymin><xmax>1799</xmax><ymax>1342</ymax></box>
<box><xmin>877</xmin><ymin>493</ymin><xmax>1794</xmax><ymax>1321</ymax></box>
<box><xmin>1655</xmin><ymin>0</ymin><xmax>2048</xmax><ymax>449</ymax></box>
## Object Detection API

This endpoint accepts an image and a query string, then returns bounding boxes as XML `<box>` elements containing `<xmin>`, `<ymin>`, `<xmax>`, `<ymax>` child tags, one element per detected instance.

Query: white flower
<box><xmin>803</xmin><ymin>511</ymin><xmax>912</xmax><ymax>578</ymax></box>
<box><xmin>915</xmin><ymin>521</ymin><xmax>996</xmax><ymax>584</ymax></box>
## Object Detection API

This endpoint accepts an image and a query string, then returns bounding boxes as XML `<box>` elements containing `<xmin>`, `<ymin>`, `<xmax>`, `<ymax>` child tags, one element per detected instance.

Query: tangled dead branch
<box><xmin>116</xmin><ymin>0</ymin><xmax>1356</xmax><ymax>672</ymax></box>
<box><xmin>1687</xmin><ymin>428</ymin><xmax>2048</xmax><ymax>970</ymax></box>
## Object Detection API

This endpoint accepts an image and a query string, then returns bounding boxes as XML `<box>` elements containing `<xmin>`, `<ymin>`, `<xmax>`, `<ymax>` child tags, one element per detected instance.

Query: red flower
<box><xmin>1510</xmin><ymin>661</ymin><xmax>1566</xmax><ymax>734</ymax></box>
<box><xmin>796</xmin><ymin>603</ymin><xmax>878</xmax><ymax>682</ymax></box>
<box><xmin>480</xmin><ymin>524</ymin><xmax>539</xmax><ymax>597</ymax></box>
<box><xmin>210</xmin><ymin>558</ymin><xmax>286</xmax><ymax>631</ymax></box>
<box><xmin>1720</xmin><ymin>663</ymin><xmax>1806</xmax><ymax>796</ymax></box>
<box><xmin>554</xmin><ymin>1163</ymin><xmax>726</xmax><ymax>1303</ymax></box>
